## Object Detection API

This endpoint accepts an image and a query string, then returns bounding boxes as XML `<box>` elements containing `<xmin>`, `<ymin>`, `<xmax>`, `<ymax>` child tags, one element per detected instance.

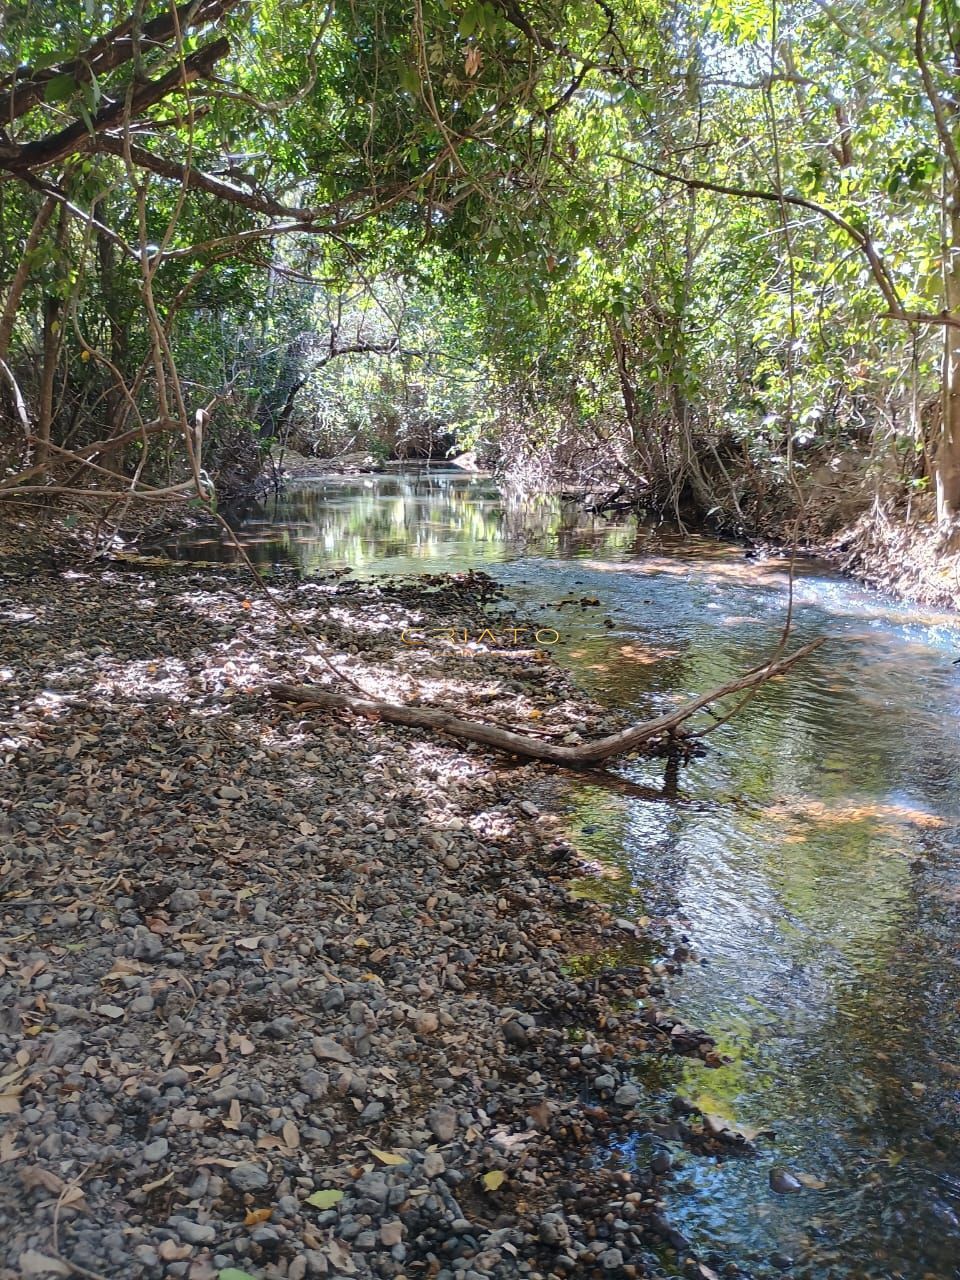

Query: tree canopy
<box><xmin>3</xmin><ymin>0</ymin><xmax>960</xmax><ymax>538</ymax></box>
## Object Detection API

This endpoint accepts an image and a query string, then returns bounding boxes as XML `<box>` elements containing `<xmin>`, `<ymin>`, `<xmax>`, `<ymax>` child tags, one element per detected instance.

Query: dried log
<box><xmin>269</xmin><ymin>637</ymin><xmax>825</xmax><ymax>766</ymax></box>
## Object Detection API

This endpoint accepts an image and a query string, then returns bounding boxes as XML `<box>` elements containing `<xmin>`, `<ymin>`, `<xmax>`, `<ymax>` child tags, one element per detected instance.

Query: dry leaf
<box><xmin>20</xmin><ymin>1166</ymin><xmax>66</xmax><ymax>1195</ymax></box>
<box><xmin>224</xmin><ymin>1098</ymin><xmax>242</xmax><ymax>1130</ymax></box>
<box><xmin>325</xmin><ymin>1239</ymin><xmax>356</xmax><ymax>1274</ymax></box>
<box><xmin>0</xmin><ymin>1083</ymin><xmax>23</xmax><ymax>1115</ymax></box>
<box><xmin>140</xmin><ymin>1171</ymin><xmax>174</xmax><ymax>1194</ymax></box>
<box><xmin>368</xmin><ymin>1147</ymin><xmax>408</xmax><ymax>1166</ymax></box>
<box><xmin>244</xmin><ymin>1207</ymin><xmax>273</xmax><ymax>1225</ymax></box>
<box><xmin>157</xmin><ymin>1239</ymin><xmax>191</xmax><ymax>1261</ymax></box>
<box><xmin>282</xmin><ymin>1120</ymin><xmax>300</xmax><ymax>1149</ymax></box>
<box><xmin>1</xmin><ymin>1130</ymin><xmax>25</xmax><ymax>1162</ymax></box>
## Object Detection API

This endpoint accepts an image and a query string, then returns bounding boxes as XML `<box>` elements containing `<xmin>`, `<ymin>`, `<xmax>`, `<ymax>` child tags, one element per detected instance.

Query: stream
<box><xmin>169</xmin><ymin>468</ymin><xmax>960</xmax><ymax>1280</ymax></box>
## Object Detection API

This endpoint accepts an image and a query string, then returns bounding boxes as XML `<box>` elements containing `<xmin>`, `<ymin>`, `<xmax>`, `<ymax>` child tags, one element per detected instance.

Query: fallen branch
<box><xmin>269</xmin><ymin>638</ymin><xmax>825</xmax><ymax>765</ymax></box>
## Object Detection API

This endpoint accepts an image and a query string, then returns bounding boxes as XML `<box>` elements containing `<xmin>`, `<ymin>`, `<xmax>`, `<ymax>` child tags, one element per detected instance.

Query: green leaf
<box><xmin>305</xmin><ymin>1189</ymin><xmax>343</xmax><ymax>1208</ymax></box>
<box><xmin>44</xmin><ymin>73</ymin><xmax>78</xmax><ymax>103</ymax></box>
<box><xmin>218</xmin><ymin>1271</ymin><xmax>260</xmax><ymax>1280</ymax></box>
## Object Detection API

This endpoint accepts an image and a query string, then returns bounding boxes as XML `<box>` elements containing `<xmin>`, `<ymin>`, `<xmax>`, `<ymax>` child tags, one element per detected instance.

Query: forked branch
<box><xmin>269</xmin><ymin>638</ymin><xmax>825</xmax><ymax>765</ymax></box>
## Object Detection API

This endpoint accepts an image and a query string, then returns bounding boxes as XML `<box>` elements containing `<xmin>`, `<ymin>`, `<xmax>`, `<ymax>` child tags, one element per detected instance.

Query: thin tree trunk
<box><xmin>937</xmin><ymin>168</ymin><xmax>960</xmax><ymax>522</ymax></box>
<box><xmin>0</xmin><ymin>195</ymin><xmax>57</xmax><ymax>359</ymax></box>
<box><xmin>35</xmin><ymin>206</ymin><xmax>69</xmax><ymax>468</ymax></box>
<box><xmin>36</xmin><ymin>294</ymin><xmax>61</xmax><ymax>468</ymax></box>
<box><xmin>96</xmin><ymin>201</ymin><xmax>127</xmax><ymax>473</ymax></box>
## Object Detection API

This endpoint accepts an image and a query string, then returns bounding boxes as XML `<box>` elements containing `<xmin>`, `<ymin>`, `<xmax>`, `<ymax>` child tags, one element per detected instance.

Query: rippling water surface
<box><xmin>171</xmin><ymin>469</ymin><xmax>960</xmax><ymax>1279</ymax></box>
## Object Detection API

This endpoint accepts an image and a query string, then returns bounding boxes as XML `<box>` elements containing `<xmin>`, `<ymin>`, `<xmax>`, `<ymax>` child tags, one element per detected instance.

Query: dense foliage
<box><xmin>3</xmin><ymin>0</ymin><xmax>960</xmax><ymax>538</ymax></box>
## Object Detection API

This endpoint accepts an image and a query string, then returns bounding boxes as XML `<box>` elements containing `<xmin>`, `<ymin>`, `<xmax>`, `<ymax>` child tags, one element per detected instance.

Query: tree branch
<box><xmin>93</xmin><ymin>138</ymin><xmax>312</xmax><ymax>217</ymax></box>
<box><xmin>624</xmin><ymin>158</ymin><xmax>960</xmax><ymax>328</ymax></box>
<box><xmin>915</xmin><ymin>0</ymin><xmax>960</xmax><ymax>191</ymax></box>
<box><xmin>0</xmin><ymin>39</ymin><xmax>229</xmax><ymax>177</ymax></box>
<box><xmin>0</xmin><ymin>0</ymin><xmax>239</xmax><ymax>126</ymax></box>
<box><xmin>270</xmin><ymin>639</ymin><xmax>826</xmax><ymax>766</ymax></box>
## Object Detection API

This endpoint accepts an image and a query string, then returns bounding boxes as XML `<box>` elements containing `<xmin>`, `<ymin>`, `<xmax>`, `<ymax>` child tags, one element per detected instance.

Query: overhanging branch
<box><xmin>0</xmin><ymin>39</ymin><xmax>229</xmax><ymax>177</ymax></box>
<box><xmin>630</xmin><ymin>158</ymin><xmax>960</xmax><ymax>331</ymax></box>
<box><xmin>0</xmin><ymin>0</ymin><xmax>239</xmax><ymax>126</ymax></box>
<box><xmin>94</xmin><ymin>138</ymin><xmax>312</xmax><ymax>218</ymax></box>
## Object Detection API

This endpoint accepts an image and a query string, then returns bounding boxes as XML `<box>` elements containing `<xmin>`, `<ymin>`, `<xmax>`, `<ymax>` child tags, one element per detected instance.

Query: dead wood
<box><xmin>268</xmin><ymin>637</ymin><xmax>825</xmax><ymax>766</ymax></box>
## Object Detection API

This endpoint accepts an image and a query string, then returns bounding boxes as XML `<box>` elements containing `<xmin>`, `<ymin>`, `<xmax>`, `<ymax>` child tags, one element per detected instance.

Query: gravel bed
<box><xmin>1</xmin><ymin>560</ymin><xmax>733</xmax><ymax>1280</ymax></box>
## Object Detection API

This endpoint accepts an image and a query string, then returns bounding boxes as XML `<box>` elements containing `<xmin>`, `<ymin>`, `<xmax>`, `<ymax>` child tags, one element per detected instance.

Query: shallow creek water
<box><xmin>170</xmin><ymin>469</ymin><xmax>960</xmax><ymax>1280</ymax></box>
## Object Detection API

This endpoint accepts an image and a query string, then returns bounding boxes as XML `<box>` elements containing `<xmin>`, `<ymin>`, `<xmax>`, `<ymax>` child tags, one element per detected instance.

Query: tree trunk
<box><xmin>97</xmin><ymin>203</ymin><xmax>128</xmax><ymax>472</ymax></box>
<box><xmin>36</xmin><ymin>294</ymin><xmax>61</xmax><ymax>468</ymax></box>
<box><xmin>938</xmin><ymin>173</ymin><xmax>960</xmax><ymax>522</ymax></box>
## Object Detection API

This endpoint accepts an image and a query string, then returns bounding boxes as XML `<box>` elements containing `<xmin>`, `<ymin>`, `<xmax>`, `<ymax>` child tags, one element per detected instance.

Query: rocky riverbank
<box><xmin>1</xmin><ymin>557</ymin><xmax>736</xmax><ymax>1280</ymax></box>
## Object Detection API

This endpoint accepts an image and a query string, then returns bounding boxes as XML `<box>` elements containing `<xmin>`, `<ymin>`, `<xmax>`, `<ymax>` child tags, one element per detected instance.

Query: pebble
<box><xmin>228</xmin><ymin>1163</ymin><xmax>271</xmax><ymax>1193</ymax></box>
<box><xmin>143</xmin><ymin>1138</ymin><xmax>169</xmax><ymax>1162</ymax></box>
<box><xmin>614</xmin><ymin>1083</ymin><xmax>641</xmax><ymax>1107</ymax></box>
<box><xmin>427</xmin><ymin>1106</ymin><xmax>458</xmax><ymax>1142</ymax></box>
<box><xmin>45</xmin><ymin>1029</ymin><xmax>83</xmax><ymax>1066</ymax></box>
<box><xmin>312</xmin><ymin>1036</ymin><xmax>353</xmax><ymax>1064</ymax></box>
<box><xmin>769</xmin><ymin>1167</ymin><xmax>803</xmax><ymax>1194</ymax></box>
<box><xmin>410</xmin><ymin>1008</ymin><xmax>440</xmax><ymax>1034</ymax></box>
<box><xmin>503</xmin><ymin>1020</ymin><xmax>530</xmax><ymax>1047</ymax></box>
<box><xmin>170</xmin><ymin>1217</ymin><xmax>217</xmax><ymax>1245</ymax></box>
<box><xmin>131</xmin><ymin>926</ymin><xmax>163</xmax><ymax>961</ymax></box>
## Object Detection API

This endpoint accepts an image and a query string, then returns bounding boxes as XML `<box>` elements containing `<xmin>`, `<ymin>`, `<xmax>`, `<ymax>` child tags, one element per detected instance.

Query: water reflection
<box><xmin>166</xmin><ymin>469</ymin><xmax>647</xmax><ymax>571</ymax></box>
<box><xmin>171</xmin><ymin>470</ymin><xmax>960</xmax><ymax>1279</ymax></box>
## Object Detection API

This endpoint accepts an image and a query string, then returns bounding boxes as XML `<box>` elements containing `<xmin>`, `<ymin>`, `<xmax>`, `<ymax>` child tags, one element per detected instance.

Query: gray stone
<box><xmin>311</xmin><ymin>1036</ymin><xmax>353</xmax><ymax>1064</ymax></box>
<box><xmin>131</xmin><ymin>926</ymin><xmax>163</xmax><ymax>961</ymax></box>
<box><xmin>614</xmin><ymin>1083</ymin><xmax>641</xmax><ymax>1108</ymax></box>
<box><xmin>299</xmin><ymin>1069</ymin><xmax>329</xmax><ymax>1100</ymax></box>
<box><xmin>46</xmin><ymin>1029</ymin><xmax>83</xmax><ymax>1066</ymax></box>
<box><xmin>228</xmin><ymin>1162</ymin><xmax>271</xmax><ymax>1193</ymax></box>
<box><xmin>170</xmin><ymin>1217</ymin><xmax>217</xmax><ymax>1245</ymax></box>
<box><xmin>427</xmin><ymin>1105</ymin><xmax>457</xmax><ymax>1142</ymax></box>
<box><xmin>251</xmin><ymin>1226</ymin><xmax>280</xmax><ymax>1244</ymax></box>
<box><xmin>321</xmin><ymin>985</ymin><xmax>345</xmax><ymax>1011</ymax></box>
<box><xmin>769</xmin><ymin>1166</ymin><xmax>803</xmax><ymax>1194</ymax></box>
<box><xmin>143</xmin><ymin>1137</ymin><xmax>169</xmax><ymax>1162</ymax></box>
<box><xmin>503</xmin><ymin>1020</ymin><xmax>530</xmax><ymax>1048</ymax></box>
